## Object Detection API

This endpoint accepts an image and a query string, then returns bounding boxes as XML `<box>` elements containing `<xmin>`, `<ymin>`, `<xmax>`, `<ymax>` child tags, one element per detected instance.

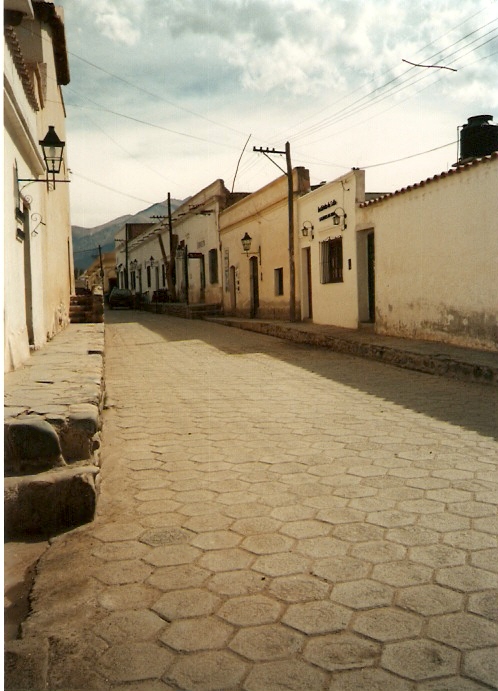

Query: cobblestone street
<box><xmin>12</xmin><ymin>311</ymin><xmax>498</xmax><ymax>690</ymax></box>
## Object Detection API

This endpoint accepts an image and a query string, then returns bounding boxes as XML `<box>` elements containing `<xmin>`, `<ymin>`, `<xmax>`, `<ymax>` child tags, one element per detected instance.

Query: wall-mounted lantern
<box><xmin>241</xmin><ymin>232</ymin><xmax>261</xmax><ymax>264</ymax></box>
<box><xmin>301</xmin><ymin>221</ymin><xmax>314</xmax><ymax>240</ymax></box>
<box><xmin>331</xmin><ymin>207</ymin><xmax>347</xmax><ymax>230</ymax></box>
<box><xmin>17</xmin><ymin>125</ymin><xmax>68</xmax><ymax>190</ymax></box>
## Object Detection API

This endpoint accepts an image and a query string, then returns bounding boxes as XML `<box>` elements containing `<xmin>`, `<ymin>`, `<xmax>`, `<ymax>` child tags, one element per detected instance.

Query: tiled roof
<box><xmin>361</xmin><ymin>151</ymin><xmax>498</xmax><ymax>207</ymax></box>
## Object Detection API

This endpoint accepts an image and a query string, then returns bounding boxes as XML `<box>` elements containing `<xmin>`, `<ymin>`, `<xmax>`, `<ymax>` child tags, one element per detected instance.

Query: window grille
<box><xmin>320</xmin><ymin>237</ymin><xmax>343</xmax><ymax>283</ymax></box>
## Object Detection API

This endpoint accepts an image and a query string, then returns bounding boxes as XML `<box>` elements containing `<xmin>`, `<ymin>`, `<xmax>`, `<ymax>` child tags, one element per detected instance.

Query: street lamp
<box><xmin>39</xmin><ymin>126</ymin><xmax>65</xmax><ymax>177</ymax></box>
<box><xmin>331</xmin><ymin>207</ymin><xmax>347</xmax><ymax>230</ymax></box>
<box><xmin>241</xmin><ymin>232</ymin><xmax>261</xmax><ymax>264</ymax></box>
<box><xmin>17</xmin><ymin>125</ymin><xmax>68</xmax><ymax>190</ymax></box>
<box><xmin>301</xmin><ymin>221</ymin><xmax>314</xmax><ymax>239</ymax></box>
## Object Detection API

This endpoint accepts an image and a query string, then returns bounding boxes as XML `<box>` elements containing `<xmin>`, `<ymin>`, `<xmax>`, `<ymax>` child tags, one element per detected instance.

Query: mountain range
<box><xmin>72</xmin><ymin>199</ymin><xmax>184</xmax><ymax>271</ymax></box>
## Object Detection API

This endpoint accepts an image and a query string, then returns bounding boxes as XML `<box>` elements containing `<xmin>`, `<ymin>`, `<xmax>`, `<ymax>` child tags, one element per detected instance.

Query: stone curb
<box><xmin>209</xmin><ymin>318</ymin><xmax>498</xmax><ymax>386</ymax></box>
<box><xmin>4</xmin><ymin>324</ymin><xmax>105</xmax><ymax>539</ymax></box>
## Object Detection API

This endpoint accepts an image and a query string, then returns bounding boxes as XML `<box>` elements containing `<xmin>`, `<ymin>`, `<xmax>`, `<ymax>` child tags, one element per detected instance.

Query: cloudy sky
<box><xmin>60</xmin><ymin>0</ymin><xmax>498</xmax><ymax>228</ymax></box>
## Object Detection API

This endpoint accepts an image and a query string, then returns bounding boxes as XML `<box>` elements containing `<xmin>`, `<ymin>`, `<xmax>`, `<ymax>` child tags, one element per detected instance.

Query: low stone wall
<box><xmin>4</xmin><ymin>324</ymin><xmax>105</xmax><ymax>539</ymax></box>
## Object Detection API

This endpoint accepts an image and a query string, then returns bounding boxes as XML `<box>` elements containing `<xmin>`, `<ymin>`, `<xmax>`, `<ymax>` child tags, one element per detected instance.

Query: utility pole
<box><xmin>98</xmin><ymin>244</ymin><xmax>104</xmax><ymax>287</ymax></box>
<box><xmin>253</xmin><ymin>142</ymin><xmax>296</xmax><ymax>321</ymax></box>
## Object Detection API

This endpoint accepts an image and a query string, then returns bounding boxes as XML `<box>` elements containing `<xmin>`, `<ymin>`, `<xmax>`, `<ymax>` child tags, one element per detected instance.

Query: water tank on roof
<box><xmin>459</xmin><ymin>115</ymin><xmax>498</xmax><ymax>161</ymax></box>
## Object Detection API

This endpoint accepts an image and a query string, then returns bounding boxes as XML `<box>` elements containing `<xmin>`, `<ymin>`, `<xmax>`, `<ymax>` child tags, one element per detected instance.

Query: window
<box><xmin>131</xmin><ymin>271</ymin><xmax>136</xmax><ymax>290</ymax></box>
<box><xmin>162</xmin><ymin>264</ymin><xmax>166</xmax><ymax>287</ymax></box>
<box><xmin>208</xmin><ymin>249</ymin><xmax>218</xmax><ymax>284</ymax></box>
<box><xmin>320</xmin><ymin>237</ymin><xmax>343</xmax><ymax>283</ymax></box>
<box><xmin>146</xmin><ymin>265</ymin><xmax>151</xmax><ymax>288</ymax></box>
<box><xmin>274</xmin><ymin>268</ymin><xmax>284</xmax><ymax>295</ymax></box>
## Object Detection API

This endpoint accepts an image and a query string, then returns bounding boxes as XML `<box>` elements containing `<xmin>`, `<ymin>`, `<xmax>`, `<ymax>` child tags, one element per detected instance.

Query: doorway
<box><xmin>367</xmin><ymin>232</ymin><xmax>375</xmax><ymax>322</ymax></box>
<box><xmin>302</xmin><ymin>247</ymin><xmax>313</xmax><ymax>319</ymax></box>
<box><xmin>249</xmin><ymin>256</ymin><xmax>259</xmax><ymax>318</ymax></box>
<box><xmin>229</xmin><ymin>266</ymin><xmax>237</xmax><ymax>313</ymax></box>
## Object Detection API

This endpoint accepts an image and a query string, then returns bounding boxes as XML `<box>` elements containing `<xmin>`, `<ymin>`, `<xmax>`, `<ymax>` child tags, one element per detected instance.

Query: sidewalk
<box><xmin>208</xmin><ymin>317</ymin><xmax>498</xmax><ymax>386</ymax></box>
<box><xmin>4</xmin><ymin>323</ymin><xmax>105</xmax><ymax>641</ymax></box>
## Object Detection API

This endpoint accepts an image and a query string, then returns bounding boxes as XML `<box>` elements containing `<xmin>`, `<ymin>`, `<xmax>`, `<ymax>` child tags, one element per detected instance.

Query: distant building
<box><xmin>4</xmin><ymin>0</ymin><xmax>73</xmax><ymax>371</ymax></box>
<box><xmin>83</xmin><ymin>251</ymin><xmax>117</xmax><ymax>295</ymax></box>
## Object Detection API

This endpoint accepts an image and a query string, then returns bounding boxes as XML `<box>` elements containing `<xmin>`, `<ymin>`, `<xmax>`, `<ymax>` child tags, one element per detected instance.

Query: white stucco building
<box><xmin>4</xmin><ymin>0</ymin><xmax>73</xmax><ymax>371</ymax></box>
<box><xmin>358</xmin><ymin>153</ymin><xmax>498</xmax><ymax>350</ymax></box>
<box><xmin>220</xmin><ymin>169</ymin><xmax>310</xmax><ymax>319</ymax></box>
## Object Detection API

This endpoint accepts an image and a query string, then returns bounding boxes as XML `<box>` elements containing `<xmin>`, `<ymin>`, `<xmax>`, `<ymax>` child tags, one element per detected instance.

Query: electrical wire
<box><xmin>71</xmin><ymin>171</ymin><xmax>156</xmax><ymax>204</ymax></box>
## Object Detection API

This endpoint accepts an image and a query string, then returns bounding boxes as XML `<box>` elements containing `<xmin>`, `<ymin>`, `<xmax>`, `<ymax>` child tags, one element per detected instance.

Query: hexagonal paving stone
<box><xmin>350</xmin><ymin>540</ymin><xmax>406</xmax><ymax>564</ymax></box>
<box><xmin>139</xmin><ymin>527</ymin><xmax>195</xmax><ymax>547</ymax></box>
<box><xmin>381</xmin><ymin>639</ymin><xmax>459</xmax><ymax>680</ymax></box>
<box><xmin>94</xmin><ymin>560</ymin><xmax>153</xmax><ymax>586</ymax></box>
<box><xmin>316</xmin><ymin>508</ymin><xmax>366</xmax><ymax>525</ymax></box>
<box><xmin>97</xmin><ymin>609</ymin><xmax>166</xmax><ymax>643</ymax></box>
<box><xmin>426</xmin><ymin>488</ymin><xmax>473</xmax><ymax>503</ymax></box>
<box><xmin>244</xmin><ymin>659</ymin><xmax>327</xmax><ymax>691</ymax></box>
<box><xmin>231</xmin><ymin>516</ymin><xmax>283</xmax><ymax>535</ymax></box>
<box><xmin>217</xmin><ymin>594</ymin><xmax>282</xmax><ymax>626</ymax></box>
<box><xmin>97</xmin><ymin>642</ymin><xmax>174</xmax><ymax>683</ymax></box>
<box><xmin>473</xmin><ymin>515</ymin><xmax>498</xmax><ymax>534</ymax></box>
<box><xmin>241</xmin><ymin>533</ymin><xmax>294</xmax><ymax>554</ymax></box>
<box><xmin>313</xmin><ymin>556</ymin><xmax>371</xmax><ymax>583</ymax></box>
<box><xmin>396</xmin><ymin>584</ymin><xmax>463</xmax><ymax>616</ymax></box>
<box><xmin>295</xmin><ymin>536</ymin><xmax>349</xmax><ymax>559</ymax></box>
<box><xmin>253</xmin><ymin>552</ymin><xmax>310</xmax><ymax>577</ymax></box>
<box><xmin>435</xmin><ymin>565</ymin><xmax>498</xmax><ymax>592</ymax></box>
<box><xmin>165</xmin><ymin>650</ymin><xmax>247</xmax><ymax>691</ymax></box>
<box><xmin>328</xmin><ymin>667</ymin><xmax>415</xmax><ymax>691</ymax></box>
<box><xmin>159</xmin><ymin>616</ymin><xmax>234</xmax><ymax>651</ymax></box>
<box><xmin>471</xmin><ymin>548</ymin><xmax>498</xmax><ymax>573</ymax></box>
<box><xmin>304</xmin><ymin>632</ymin><xmax>380</xmax><ymax>671</ymax></box>
<box><xmin>333</xmin><ymin>523</ymin><xmax>385</xmax><ymax>543</ymax></box>
<box><xmin>444</xmin><ymin>530</ymin><xmax>498</xmax><ymax>551</ymax></box>
<box><xmin>282</xmin><ymin>600</ymin><xmax>351</xmax><ymax>634</ymax></box>
<box><xmin>98</xmin><ymin>583</ymin><xmax>161</xmax><ymax>611</ymax></box>
<box><xmin>372</xmin><ymin>561</ymin><xmax>432</xmax><ymax>587</ymax></box>
<box><xmin>91</xmin><ymin>540</ymin><xmax>150</xmax><ymax>562</ymax></box>
<box><xmin>367</xmin><ymin>511</ymin><xmax>416</xmax><ymax>528</ymax></box>
<box><xmin>143</xmin><ymin>544</ymin><xmax>201</xmax><ymax>567</ymax></box>
<box><xmin>208</xmin><ymin>570</ymin><xmax>267</xmax><ymax>596</ymax></box>
<box><xmin>385</xmin><ymin>526</ymin><xmax>439</xmax><ymax>546</ymax></box>
<box><xmin>464</xmin><ymin>648</ymin><xmax>498</xmax><ymax>689</ymax></box>
<box><xmin>279</xmin><ymin>519</ymin><xmax>331</xmax><ymax>539</ymax></box>
<box><xmin>191</xmin><ymin>530</ymin><xmax>242</xmax><ymax>550</ymax></box>
<box><xmin>269</xmin><ymin>574</ymin><xmax>330</xmax><ymax>603</ymax></box>
<box><xmin>419</xmin><ymin>512</ymin><xmax>470</xmax><ymax>532</ymax></box>
<box><xmin>468</xmin><ymin>589</ymin><xmax>498</xmax><ymax>621</ymax></box>
<box><xmin>152</xmin><ymin>588</ymin><xmax>220</xmax><ymax>620</ymax></box>
<box><xmin>331</xmin><ymin>579</ymin><xmax>394</xmax><ymax>609</ymax></box>
<box><xmin>448</xmin><ymin>501</ymin><xmax>495</xmax><ymax>518</ymax></box>
<box><xmin>229</xmin><ymin>623</ymin><xmax>304</xmax><ymax>660</ymax></box>
<box><xmin>147</xmin><ymin>564</ymin><xmax>210</xmax><ymax>591</ymax></box>
<box><xmin>409</xmin><ymin>543</ymin><xmax>466</xmax><ymax>568</ymax></box>
<box><xmin>427</xmin><ymin>612</ymin><xmax>498</xmax><ymax>649</ymax></box>
<box><xmin>93</xmin><ymin>523</ymin><xmax>145</xmax><ymax>542</ymax></box>
<box><xmin>198</xmin><ymin>548</ymin><xmax>254</xmax><ymax>572</ymax></box>
<box><xmin>352</xmin><ymin>607</ymin><xmax>423</xmax><ymax>642</ymax></box>
<box><xmin>182</xmin><ymin>513</ymin><xmax>234</xmax><ymax>532</ymax></box>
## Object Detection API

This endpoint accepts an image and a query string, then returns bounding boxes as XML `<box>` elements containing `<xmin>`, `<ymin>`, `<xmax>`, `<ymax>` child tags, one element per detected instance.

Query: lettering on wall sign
<box><xmin>317</xmin><ymin>199</ymin><xmax>337</xmax><ymax>213</ymax></box>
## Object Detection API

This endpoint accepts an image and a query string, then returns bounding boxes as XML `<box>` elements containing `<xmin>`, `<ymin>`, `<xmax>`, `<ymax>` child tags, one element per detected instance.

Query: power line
<box><xmin>71</xmin><ymin>171</ymin><xmax>156</xmax><ymax>204</ymax></box>
<box><xmin>286</xmin><ymin>17</ymin><xmax>498</xmax><ymax>145</ymax></box>
<box><xmin>68</xmin><ymin>50</ymin><xmax>248</xmax><ymax>139</ymax></box>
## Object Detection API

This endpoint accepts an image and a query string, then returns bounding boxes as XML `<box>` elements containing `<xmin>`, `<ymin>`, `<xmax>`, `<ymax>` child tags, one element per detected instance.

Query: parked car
<box><xmin>108</xmin><ymin>288</ymin><xmax>133</xmax><ymax>309</ymax></box>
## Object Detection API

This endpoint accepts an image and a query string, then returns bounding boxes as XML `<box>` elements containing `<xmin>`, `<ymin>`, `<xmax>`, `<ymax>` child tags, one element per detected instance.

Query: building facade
<box><xmin>220</xmin><ymin>168</ymin><xmax>310</xmax><ymax>319</ymax></box>
<box><xmin>4</xmin><ymin>0</ymin><xmax>73</xmax><ymax>371</ymax></box>
<box><xmin>358</xmin><ymin>153</ymin><xmax>498</xmax><ymax>350</ymax></box>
